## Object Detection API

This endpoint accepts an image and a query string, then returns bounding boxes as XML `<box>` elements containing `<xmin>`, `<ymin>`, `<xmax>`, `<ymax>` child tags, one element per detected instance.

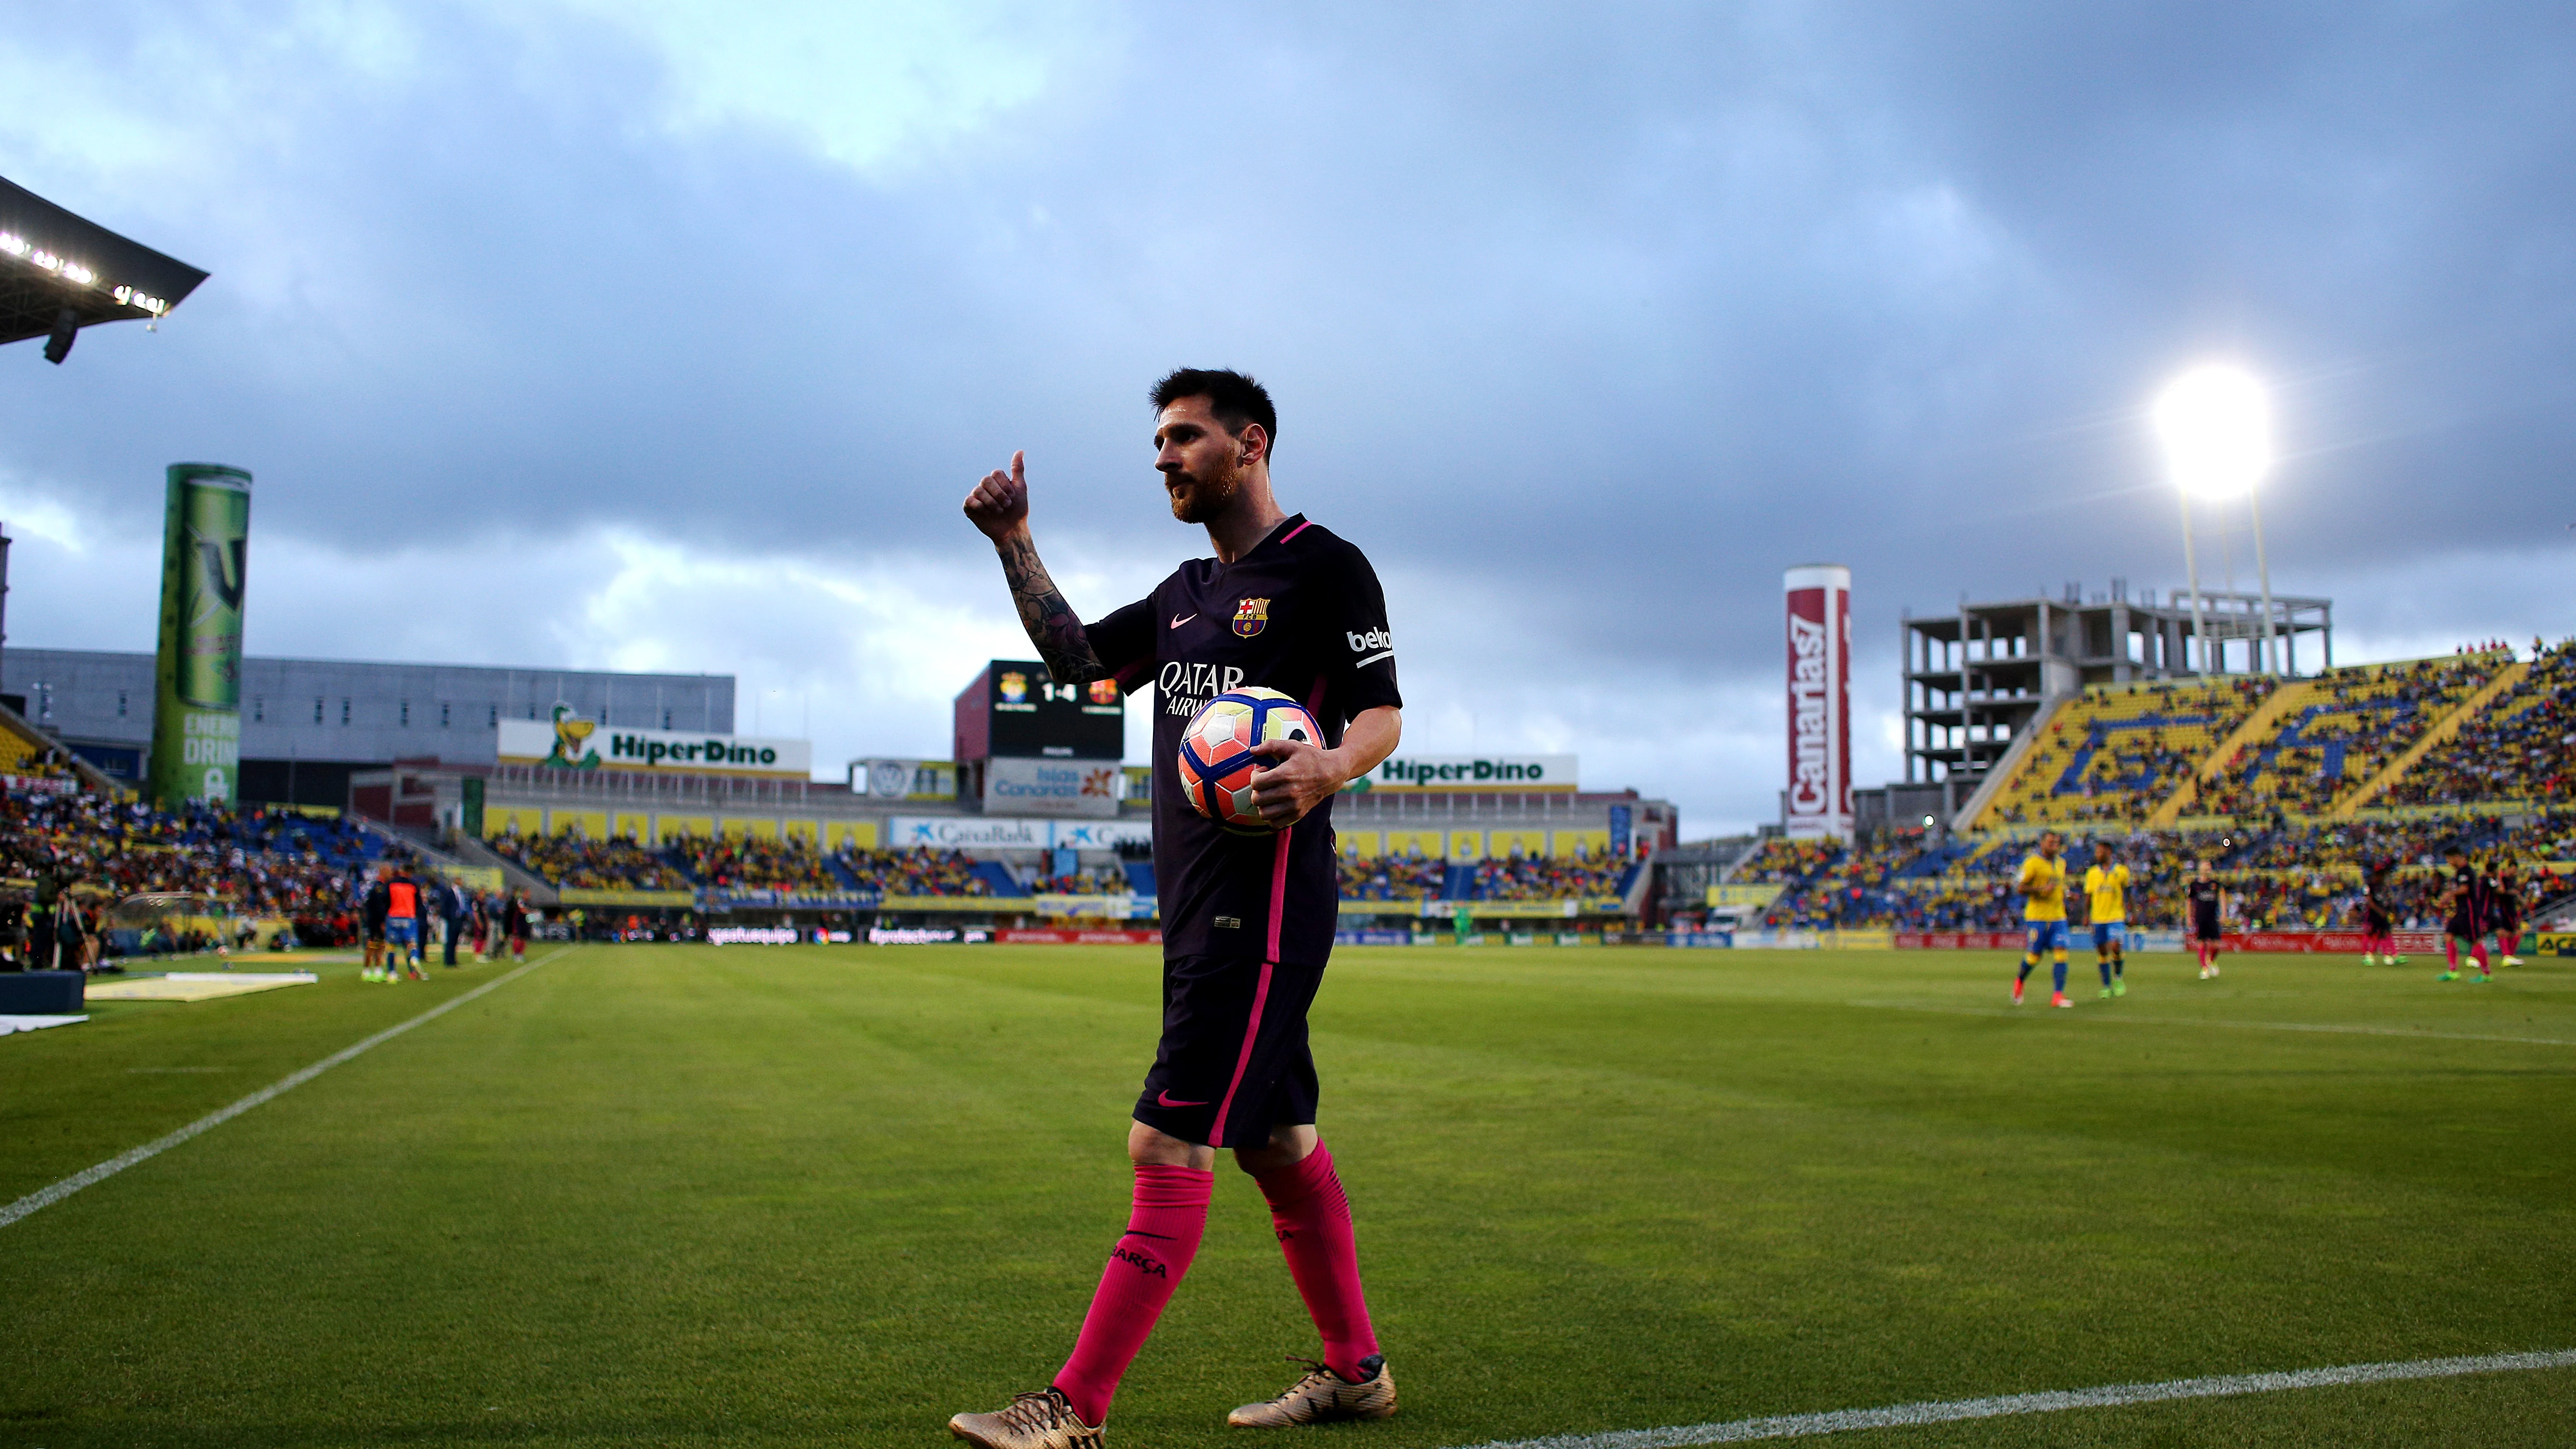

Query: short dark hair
<box><xmin>1151</xmin><ymin>368</ymin><xmax>1276</xmax><ymax>451</ymax></box>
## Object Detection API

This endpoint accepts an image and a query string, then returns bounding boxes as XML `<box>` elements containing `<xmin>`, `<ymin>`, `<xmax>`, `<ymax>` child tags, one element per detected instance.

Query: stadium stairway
<box><xmin>1616</xmin><ymin>856</ymin><xmax>1651</xmax><ymax>913</ymax></box>
<box><xmin>1122</xmin><ymin>859</ymin><xmax>1156</xmax><ymax>895</ymax></box>
<box><xmin>1443</xmin><ymin>863</ymin><xmax>1479</xmax><ymax>899</ymax></box>
<box><xmin>2152</xmin><ymin>680</ymin><xmax>2313</xmax><ymax>826</ymax></box>
<box><xmin>1950</xmin><ymin>692</ymin><xmax>2067</xmax><ymax>831</ymax></box>
<box><xmin>0</xmin><ymin>698</ymin><xmax>125</xmax><ymax>797</ymax></box>
<box><xmin>2335</xmin><ymin>659</ymin><xmax>2529</xmax><ymax>815</ymax></box>
<box><xmin>970</xmin><ymin>859</ymin><xmax>1028</xmax><ymax>897</ymax></box>
<box><xmin>456</xmin><ymin>833</ymin><xmax>559</xmax><ymax>904</ymax></box>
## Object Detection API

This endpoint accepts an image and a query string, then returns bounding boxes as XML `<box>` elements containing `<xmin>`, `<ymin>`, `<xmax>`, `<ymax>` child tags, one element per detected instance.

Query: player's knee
<box><xmin>1232</xmin><ymin>1124</ymin><xmax>1318</xmax><ymax>1175</ymax></box>
<box><xmin>1127</xmin><ymin>1119</ymin><xmax>1212</xmax><ymax>1169</ymax></box>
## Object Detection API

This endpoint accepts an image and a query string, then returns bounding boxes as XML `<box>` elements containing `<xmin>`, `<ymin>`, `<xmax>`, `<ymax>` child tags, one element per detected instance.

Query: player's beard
<box><xmin>1164</xmin><ymin>451</ymin><xmax>1245</xmax><ymax>524</ymax></box>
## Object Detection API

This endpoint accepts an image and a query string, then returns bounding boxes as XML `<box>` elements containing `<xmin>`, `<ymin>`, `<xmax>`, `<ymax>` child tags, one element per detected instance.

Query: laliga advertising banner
<box><xmin>147</xmin><ymin>463</ymin><xmax>252</xmax><ymax>809</ymax></box>
<box><xmin>1783</xmin><ymin>564</ymin><xmax>1851</xmax><ymax>840</ymax></box>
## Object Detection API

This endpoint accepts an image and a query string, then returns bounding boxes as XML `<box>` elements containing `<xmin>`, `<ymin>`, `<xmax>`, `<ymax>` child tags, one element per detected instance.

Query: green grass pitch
<box><xmin>2</xmin><ymin>943</ymin><xmax>2571</xmax><ymax>1448</ymax></box>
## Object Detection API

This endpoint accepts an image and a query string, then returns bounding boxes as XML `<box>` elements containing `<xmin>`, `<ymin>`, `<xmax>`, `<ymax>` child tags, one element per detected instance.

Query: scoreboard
<box><xmin>955</xmin><ymin>659</ymin><xmax>1125</xmax><ymax>762</ymax></box>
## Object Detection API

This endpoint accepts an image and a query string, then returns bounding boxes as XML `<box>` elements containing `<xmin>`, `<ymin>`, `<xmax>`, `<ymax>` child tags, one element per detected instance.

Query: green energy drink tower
<box><xmin>146</xmin><ymin>463</ymin><xmax>252</xmax><ymax>809</ymax></box>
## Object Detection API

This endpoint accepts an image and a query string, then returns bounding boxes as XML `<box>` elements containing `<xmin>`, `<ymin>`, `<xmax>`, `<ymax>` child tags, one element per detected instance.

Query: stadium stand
<box><xmin>1735</xmin><ymin>812</ymin><xmax>2569</xmax><ymax>933</ymax></box>
<box><xmin>1033</xmin><ymin>867</ymin><xmax>1133</xmax><ymax>895</ymax></box>
<box><xmin>1338</xmin><ymin>854</ymin><xmax>1447</xmax><ymax>901</ymax></box>
<box><xmin>491</xmin><ymin>832</ymin><xmax>687</xmax><ymax>890</ymax></box>
<box><xmin>1465</xmin><ymin>853</ymin><xmax>1633</xmax><ymax>901</ymax></box>
<box><xmin>2192</xmin><ymin>651</ymin><xmax>2508</xmax><ymax>818</ymax></box>
<box><xmin>839</xmin><ymin>847</ymin><xmax>996</xmax><ymax>898</ymax></box>
<box><xmin>2380</xmin><ymin>638</ymin><xmax>2574</xmax><ymax>808</ymax></box>
<box><xmin>1977</xmin><ymin>676</ymin><xmax>2277</xmax><ymax>828</ymax></box>
<box><xmin>0</xmin><ymin>788</ymin><xmax>396</xmax><ymax>948</ymax></box>
<box><xmin>670</xmin><ymin>832</ymin><xmax>842</xmax><ymax>893</ymax></box>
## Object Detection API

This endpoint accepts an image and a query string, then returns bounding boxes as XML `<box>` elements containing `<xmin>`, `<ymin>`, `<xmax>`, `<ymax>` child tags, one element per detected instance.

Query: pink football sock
<box><xmin>1053</xmin><ymin>1165</ymin><xmax>1212</xmax><ymax>1425</ymax></box>
<box><xmin>1253</xmin><ymin>1143</ymin><xmax>1381</xmax><ymax>1382</ymax></box>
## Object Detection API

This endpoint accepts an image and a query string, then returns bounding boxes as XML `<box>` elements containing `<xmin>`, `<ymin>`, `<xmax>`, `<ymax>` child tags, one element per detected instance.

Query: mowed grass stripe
<box><xmin>0</xmin><ymin>945</ymin><xmax>2569</xmax><ymax>1449</ymax></box>
<box><xmin>0</xmin><ymin>946</ymin><xmax>574</xmax><ymax>1230</ymax></box>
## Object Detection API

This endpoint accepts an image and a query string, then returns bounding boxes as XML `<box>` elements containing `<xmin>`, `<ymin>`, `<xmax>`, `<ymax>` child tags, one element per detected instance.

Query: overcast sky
<box><xmin>3</xmin><ymin>1</ymin><xmax>2570</xmax><ymax>834</ymax></box>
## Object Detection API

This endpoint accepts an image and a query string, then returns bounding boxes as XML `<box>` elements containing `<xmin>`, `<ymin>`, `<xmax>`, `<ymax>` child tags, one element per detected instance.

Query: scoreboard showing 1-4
<box><xmin>985</xmin><ymin>659</ymin><xmax>1125</xmax><ymax>759</ymax></box>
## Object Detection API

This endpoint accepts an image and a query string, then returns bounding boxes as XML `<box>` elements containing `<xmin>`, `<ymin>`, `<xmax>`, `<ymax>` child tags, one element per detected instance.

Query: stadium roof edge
<box><xmin>0</xmin><ymin>175</ymin><xmax>208</xmax><ymax>348</ymax></box>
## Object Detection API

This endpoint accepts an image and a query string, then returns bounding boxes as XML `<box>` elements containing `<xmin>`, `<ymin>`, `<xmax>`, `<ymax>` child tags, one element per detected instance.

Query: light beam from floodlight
<box><xmin>2153</xmin><ymin>364</ymin><xmax>2280</xmax><ymax>676</ymax></box>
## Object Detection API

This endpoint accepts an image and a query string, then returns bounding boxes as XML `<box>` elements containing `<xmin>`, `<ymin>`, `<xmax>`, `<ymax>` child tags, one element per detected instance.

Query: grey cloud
<box><xmin>1</xmin><ymin>0</ymin><xmax>2569</xmax><ymax>833</ymax></box>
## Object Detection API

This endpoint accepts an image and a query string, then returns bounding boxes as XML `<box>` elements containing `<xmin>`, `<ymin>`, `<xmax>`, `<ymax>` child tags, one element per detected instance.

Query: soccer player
<box><xmin>2083</xmin><ymin>840</ymin><xmax>2128</xmax><ymax>998</ymax></box>
<box><xmin>2187</xmin><ymin>861</ymin><xmax>2224</xmax><ymax>978</ymax></box>
<box><xmin>2012</xmin><ymin>830</ymin><xmax>2073</xmax><ymax>1008</ymax></box>
<box><xmin>2436</xmin><ymin>845</ymin><xmax>2491</xmax><ymax>983</ymax></box>
<box><xmin>2358</xmin><ymin>858</ymin><xmax>2402</xmax><ymax>966</ymax></box>
<box><xmin>360</xmin><ymin>866</ymin><xmax>390</xmax><ymax>982</ymax></box>
<box><xmin>2492</xmin><ymin>855</ymin><xmax>2526</xmax><ymax>968</ymax></box>
<box><xmin>948</xmin><ymin>369</ymin><xmax>1404</xmax><ymax>1449</ymax></box>
<box><xmin>383</xmin><ymin>865</ymin><xmax>425</xmax><ymax>981</ymax></box>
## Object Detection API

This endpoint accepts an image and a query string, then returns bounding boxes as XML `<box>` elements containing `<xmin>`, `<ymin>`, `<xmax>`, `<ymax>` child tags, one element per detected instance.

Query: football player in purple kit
<box><xmin>948</xmin><ymin>370</ymin><xmax>1404</xmax><ymax>1449</ymax></box>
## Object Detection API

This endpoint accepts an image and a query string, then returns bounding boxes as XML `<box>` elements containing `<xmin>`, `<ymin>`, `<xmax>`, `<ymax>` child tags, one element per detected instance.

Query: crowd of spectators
<box><xmin>490</xmin><ymin>832</ymin><xmax>685</xmax><ymax>890</ymax></box>
<box><xmin>1339</xmin><ymin>854</ymin><xmax>1448</xmax><ymax>900</ymax></box>
<box><xmin>1737</xmin><ymin>811</ymin><xmax>2571</xmax><ymax>933</ymax></box>
<box><xmin>841</xmin><ymin>847</ymin><xmax>993</xmax><ymax>897</ymax></box>
<box><xmin>2199</xmin><ymin>652</ymin><xmax>2504</xmax><ymax>817</ymax></box>
<box><xmin>1031</xmin><ymin>867</ymin><xmax>1133</xmax><ymax>895</ymax></box>
<box><xmin>1991</xmin><ymin>677</ymin><xmax>2276</xmax><ymax>827</ymax></box>
<box><xmin>671</xmin><ymin>832</ymin><xmax>843</xmax><ymax>893</ymax></box>
<box><xmin>1466</xmin><ymin>853</ymin><xmax>1633</xmax><ymax>901</ymax></box>
<box><xmin>0</xmin><ymin>789</ymin><xmax>381</xmax><ymax>937</ymax></box>
<box><xmin>2384</xmin><ymin>638</ymin><xmax>2574</xmax><ymax>808</ymax></box>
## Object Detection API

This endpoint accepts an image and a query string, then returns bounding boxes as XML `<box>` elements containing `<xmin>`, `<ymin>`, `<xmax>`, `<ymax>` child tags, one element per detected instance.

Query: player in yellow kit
<box><xmin>2083</xmin><ymin>841</ymin><xmax>2129</xmax><ymax>999</ymax></box>
<box><xmin>2011</xmin><ymin>830</ymin><xmax>2073</xmax><ymax>1008</ymax></box>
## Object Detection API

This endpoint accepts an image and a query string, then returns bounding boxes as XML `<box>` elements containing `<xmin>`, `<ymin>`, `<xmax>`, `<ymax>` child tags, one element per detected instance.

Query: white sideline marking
<box><xmin>1457</xmin><ymin>1348</ymin><xmax>2576</xmax><ymax>1449</ymax></box>
<box><xmin>1848</xmin><ymin>999</ymin><xmax>2575</xmax><ymax>1047</ymax></box>
<box><xmin>0</xmin><ymin>948</ymin><xmax>572</xmax><ymax>1230</ymax></box>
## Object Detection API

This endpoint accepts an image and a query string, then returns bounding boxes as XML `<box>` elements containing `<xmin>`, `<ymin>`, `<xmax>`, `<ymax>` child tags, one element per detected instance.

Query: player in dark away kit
<box><xmin>2187</xmin><ymin>860</ymin><xmax>2225</xmax><ymax>979</ymax></box>
<box><xmin>948</xmin><ymin>370</ymin><xmax>1405</xmax><ymax>1449</ymax></box>
<box><xmin>2437</xmin><ymin>845</ymin><xmax>2492</xmax><ymax>983</ymax></box>
<box><xmin>2357</xmin><ymin>859</ymin><xmax>2402</xmax><ymax>966</ymax></box>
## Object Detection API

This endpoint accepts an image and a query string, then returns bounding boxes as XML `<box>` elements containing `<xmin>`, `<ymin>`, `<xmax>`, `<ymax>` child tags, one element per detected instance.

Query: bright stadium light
<box><xmin>2153</xmin><ymin>365</ymin><xmax>2272</xmax><ymax>499</ymax></box>
<box><xmin>2154</xmin><ymin>363</ymin><xmax>2281</xmax><ymax>676</ymax></box>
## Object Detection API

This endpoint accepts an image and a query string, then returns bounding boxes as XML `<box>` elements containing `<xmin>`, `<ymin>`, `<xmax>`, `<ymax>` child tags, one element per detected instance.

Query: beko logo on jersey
<box><xmin>1347</xmin><ymin>627</ymin><xmax>1392</xmax><ymax>653</ymax></box>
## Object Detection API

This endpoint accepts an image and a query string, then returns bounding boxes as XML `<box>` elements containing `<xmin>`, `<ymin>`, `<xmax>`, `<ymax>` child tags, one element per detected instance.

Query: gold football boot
<box><xmin>1227</xmin><ymin>1355</ymin><xmax>1396</xmax><ymax>1428</ymax></box>
<box><xmin>949</xmin><ymin>1388</ymin><xmax>1102</xmax><ymax>1449</ymax></box>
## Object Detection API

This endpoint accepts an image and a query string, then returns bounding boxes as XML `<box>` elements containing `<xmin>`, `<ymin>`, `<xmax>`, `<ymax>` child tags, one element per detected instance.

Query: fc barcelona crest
<box><xmin>1232</xmin><ymin>597</ymin><xmax>1271</xmax><ymax>638</ymax></box>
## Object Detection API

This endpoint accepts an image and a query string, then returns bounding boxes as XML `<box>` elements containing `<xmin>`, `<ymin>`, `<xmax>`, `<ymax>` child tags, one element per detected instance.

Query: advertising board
<box><xmin>1350</xmin><ymin>754</ymin><xmax>1577</xmax><ymax>793</ymax></box>
<box><xmin>1783</xmin><ymin>564</ymin><xmax>1851</xmax><ymax>840</ymax></box>
<box><xmin>885</xmin><ymin>816</ymin><xmax>1153</xmax><ymax>852</ymax></box>
<box><xmin>147</xmin><ymin>463</ymin><xmax>252</xmax><ymax>809</ymax></box>
<box><xmin>851</xmin><ymin>758</ymin><xmax>960</xmax><ymax>802</ymax></box>
<box><xmin>984</xmin><ymin>755</ymin><xmax>1123</xmax><ymax>817</ymax></box>
<box><xmin>998</xmin><ymin>928</ymin><xmax>1161</xmax><ymax>945</ymax></box>
<box><xmin>498</xmin><ymin>715</ymin><xmax>811</xmax><ymax>779</ymax></box>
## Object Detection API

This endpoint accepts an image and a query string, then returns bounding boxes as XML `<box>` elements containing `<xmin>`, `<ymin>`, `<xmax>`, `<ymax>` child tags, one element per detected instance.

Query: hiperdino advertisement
<box><xmin>498</xmin><ymin>708</ymin><xmax>811</xmax><ymax>779</ymax></box>
<box><xmin>1345</xmin><ymin>754</ymin><xmax>1578</xmax><ymax>793</ymax></box>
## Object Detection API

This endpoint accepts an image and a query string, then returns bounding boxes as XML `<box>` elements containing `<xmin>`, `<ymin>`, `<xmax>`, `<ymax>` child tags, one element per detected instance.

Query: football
<box><xmin>1178</xmin><ymin>687</ymin><xmax>1323</xmax><ymax>834</ymax></box>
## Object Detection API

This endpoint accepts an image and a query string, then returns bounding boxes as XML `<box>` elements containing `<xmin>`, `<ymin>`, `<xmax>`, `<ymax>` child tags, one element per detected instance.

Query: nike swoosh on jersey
<box><xmin>1170</xmin><ymin>613</ymin><xmax>1196</xmax><ymax>628</ymax></box>
<box><xmin>1155</xmin><ymin>1090</ymin><xmax>1209</xmax><ymax>1108</ymax></box>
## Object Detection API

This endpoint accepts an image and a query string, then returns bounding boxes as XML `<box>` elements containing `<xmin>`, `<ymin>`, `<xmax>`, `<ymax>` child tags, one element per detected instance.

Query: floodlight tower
<box><xmin>2152</xmin><ymin>364</ymin><xmax>2277</xmax><ymax>674</ymax></box>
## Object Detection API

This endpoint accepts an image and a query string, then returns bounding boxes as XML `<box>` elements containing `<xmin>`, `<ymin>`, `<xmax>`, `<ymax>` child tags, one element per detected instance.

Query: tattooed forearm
<box><xmin>996</xmin><ymin>531</ymin><xmax>1105</xmax><ymax>684</ymax></box>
